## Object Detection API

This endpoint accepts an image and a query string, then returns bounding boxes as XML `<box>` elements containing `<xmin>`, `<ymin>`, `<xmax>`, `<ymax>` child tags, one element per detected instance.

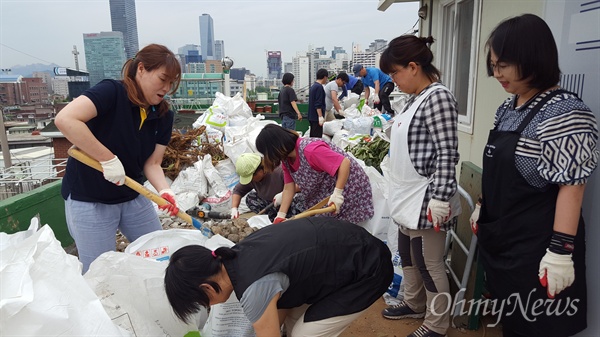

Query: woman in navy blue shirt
<box><xmin>55</xmin><ymin>44</ymin><xmax>181</xmax><ymax>272</ymax></box>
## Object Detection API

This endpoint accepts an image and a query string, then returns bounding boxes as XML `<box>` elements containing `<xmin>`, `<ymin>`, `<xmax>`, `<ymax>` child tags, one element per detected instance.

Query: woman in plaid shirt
<box><xmin>378</xmin><ymin>35</ymin><xmax>461</xmax><ymax>337</ymax></box>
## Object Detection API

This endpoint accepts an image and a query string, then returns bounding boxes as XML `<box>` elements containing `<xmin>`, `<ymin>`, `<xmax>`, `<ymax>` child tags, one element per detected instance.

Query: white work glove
<box><xmin>273</xmin><ymin>192</ymin><xmax>283</xmax><ymax>207</ymax></box>
<box><xmin>539</xmin><ymin>249</ymin><xmax>575</xmax><ymax>298</ymax></box>
<box><xmin>336</xmin><ymin>109</ymin><xmax>345</xmax><ymax>117</ymax></box>
<box><xmin>99</xmin><ymin>156</ymin><xmax>126</xmax><ymax>186</ymax></box>
<box><xmin>373</xmin><ymin>93</ymin><xmax>380</xmax><ymax>104</ymax></box>
<box><xmin>469</xmin><ymin>203</ymin><xmax>480</xmax><ymax>235</ymax></box>
<box><xmin>328</xmin><ymin>188</ymin><xmax>344</xmax><ymax>214</ymax></box>
<box><xmin>273</xmin><ymin>211</ymin><xmax>287</xmax><ymax>224</ymax></box>
<box><xmin>158</xmin><ymin>188</ymin><xmax>179</xmax><ymax>216</ymax></box>
<box><xmin>426</xmin><ymin>198</ymin><xmax>451</xmax><ymax>232</ymax></box>
<box><xmin>231</xmin><ymin>207</ymin><xmax>239</xmax><ymax>219</ymax></box>
<box><xmin>318</xmin><ymin>116</ymin><xmax>325</xmax><ymax>126</ymax></box>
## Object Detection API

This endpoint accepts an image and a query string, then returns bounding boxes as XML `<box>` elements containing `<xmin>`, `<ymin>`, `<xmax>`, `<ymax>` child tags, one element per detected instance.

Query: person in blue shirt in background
<box><xmin>353</xmin><ymin>64</ymin><xmax>395</xmax><ymax>115</ymax></box>
<box><xmin>338</xmin><ymin>74</ymin><xmax>364</xmax><ymax>100</ymax></box>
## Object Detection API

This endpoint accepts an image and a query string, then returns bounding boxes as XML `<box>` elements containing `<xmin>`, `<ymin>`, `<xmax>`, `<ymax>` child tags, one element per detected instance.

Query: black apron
<box><xmin>478</xmin><ymin>90</ymin><xmax>587</xmax><ymax>336</ymax></box>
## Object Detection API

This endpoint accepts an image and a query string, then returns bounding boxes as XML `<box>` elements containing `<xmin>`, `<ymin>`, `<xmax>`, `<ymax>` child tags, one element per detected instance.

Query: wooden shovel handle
<box><xmin>67</xmin><ymin>147</ymin><xmax>195</xmax><ymax>225</ymax></box>
<box><xmin>289</xmin><ymin>205</ymin><xmax>336</xmax><ymax>220</ymax></box>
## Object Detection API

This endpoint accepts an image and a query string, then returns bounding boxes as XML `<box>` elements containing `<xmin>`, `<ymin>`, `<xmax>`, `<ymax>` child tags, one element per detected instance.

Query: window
<box><xmin>438</xmin><ymin>0</ymin><xmax>481</xmax><ymax>133</ymax></box>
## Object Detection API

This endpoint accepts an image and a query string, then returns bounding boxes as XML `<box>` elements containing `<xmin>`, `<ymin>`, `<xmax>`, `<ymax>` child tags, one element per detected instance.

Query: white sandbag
<box><xmin>331</xmin><ymin>129</ymin><xmax>349</xmax><ymax>149</ymax></box>
<box><xmin>224</xmin><ymin>138</ymin><xmax>253</xmax><ymax>168</ymax></box>
<box><xmin>202</xmin><ymin>190</ymin><xmax>233</xmax><ymax>213</ymax></box>
<box><xmin>1</xmin><ymin>218</ymin><xmax>129</xmax><ymax>337</ymax></box>
<box><xmin>228</xmin><ymin>115</ymin><xmax>249</xmax><ymax>127</ymax></box>
<box><xmin>203</xmin><ymin>154</ymin><xmax>229</xmax><ymax>198</ymax></box>
<box><xmin>322</xmin><ymin>119</ymin><xmax>344</xmax><ymax>137</ymax></box>
<box><xmin>85</xmin><ymin>252</ymin><xmax>201</xmax><ymax>337</ymax></box>
<box><xmin>343</xmin><ymin>104</ymin><xmax>361</xmax><ymax>119</ymax></box>
<box><xmin>125</xmin><ymin>228</ymin><xmax>207</xmax><ymax>262</ymax></box>
<box><xmin>214</xmin><ymin>158</ymin><xmax>240</xmax><ymax>191</ymax></box>
<box><xmin>170</xmin><ymin>160</ymin><xmax>209</xmax><ymax>200</ymax></box>
<box><xmin>193</xmin><ymin>125</ymin><xmax>224</xmax><ymax>145</ymax></box>
<box><xmin>202</xmin><ymin>292</ymin><xmax>255</xmax><ymax>337</ymax></box>
<box><xmin>229</xmin><ymin>92</ymin><xmax>253</xmax><ymax>118</ymax></box>
<box><xmin>356</xmin><ymin>166</ymin><xmax>391</xmax><ymax>241</ymax></box>
<box><xmin>342</xmin><ymin>93</ymin><xmax>360</xmax><ymax>109</ymax></box>
<box><xmin>351</xmin><ymin>116</ymin><xmax>374</xmax><ymax>136</ymax></box>
<box><xmin>193</xmin><ymin>106</ymin><xmax>228</xmax><ymax>132</ymax></box>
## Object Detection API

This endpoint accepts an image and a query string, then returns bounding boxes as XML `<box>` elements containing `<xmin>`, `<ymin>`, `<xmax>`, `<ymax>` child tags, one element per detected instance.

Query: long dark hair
<box><xmin>255</xmin><ymin>124</ymin><xmax>299</xmax><ymax>172</ymax></box>
<box><xmin>380</xmin><ymin>35</ymin><xmax>440</xmax><ymax>83</ymax></box>
<box><xmin>121</xmin><ymin>43</ymin><xmax>181</xmax><ymax>116</ymax></box>
<box><xmin>164</xmin><ymin>245</ymin><xmax>236</xmax><ymax>323</ymax></box>
<box><xmin>485</xmin><ymin>14</ymin><xmax>560</xmax><ymax>89</ymax></box>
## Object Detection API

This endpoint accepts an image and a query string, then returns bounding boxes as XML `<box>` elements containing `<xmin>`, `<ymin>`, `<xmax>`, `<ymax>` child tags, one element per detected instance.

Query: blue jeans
<box><xmin>281</xmin><ymin>115</ymin><xmax>296</xmax><ymax>131</ymax></box>
<box><xmin>65</xmin><ymin>194</ymin><xmax>162</xmax><ymax>273</ymax></box>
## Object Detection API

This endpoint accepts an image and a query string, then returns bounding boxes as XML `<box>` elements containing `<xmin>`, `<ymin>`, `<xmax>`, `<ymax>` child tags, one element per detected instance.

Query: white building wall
<box><xmin>292</xmin><ymin>56</ymin><xmax>309</xmax><ymax>93</ymax></box>
<box><xmin>52</xmin><ymin>77</ymin><xmax>69</xmax><ymax>97</ymax></box>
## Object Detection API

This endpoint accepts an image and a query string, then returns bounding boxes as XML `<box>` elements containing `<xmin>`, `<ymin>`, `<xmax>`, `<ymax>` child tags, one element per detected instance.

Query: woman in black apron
<box><xmin>473</xmin><ymin>14</ymin><xmax>598</xmax><ymax>336</ymax></box>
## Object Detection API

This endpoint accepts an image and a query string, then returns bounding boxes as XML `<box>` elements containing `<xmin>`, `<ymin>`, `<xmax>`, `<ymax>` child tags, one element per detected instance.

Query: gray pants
<box><xmin>284</xmin><ymin>304</ymin><xmax>365</xmax><ymax>337</ymax></box>
<box><xmin>398</xmin><ymin>226</ymin><xmax>450</xmax><ymax>335</ymax></box>
<box><xmin>65</xmin><ymin>194</ymin><xmax>162</xmax><ymax>273</ymax></box>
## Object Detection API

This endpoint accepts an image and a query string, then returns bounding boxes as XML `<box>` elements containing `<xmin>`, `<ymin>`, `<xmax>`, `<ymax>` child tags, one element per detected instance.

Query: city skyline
<box><xmin>0</xmin><ymin>1</ymin><xmax>420</xmax><ymax>77</ymax></box>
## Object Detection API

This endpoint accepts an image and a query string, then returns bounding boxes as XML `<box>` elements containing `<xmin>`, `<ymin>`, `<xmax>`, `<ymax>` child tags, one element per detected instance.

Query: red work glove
<box><xmin>426</xmin><ymin>198</ymin><xmax>451</xmax><ymax>232</ymax></box>
<box><xmin>273</xmin><ymin>211</ymin><xmax>287</xmax><ymax>224</ymax></box>
<box><xmin>158</xmin><ymin>188</ymin><xmax>179</xmax><ymax>217</ymax></box>
<box><xmin>469</xmin><ymin>203</ymin><xmax>480</xmax><ymax>235</ymax></box>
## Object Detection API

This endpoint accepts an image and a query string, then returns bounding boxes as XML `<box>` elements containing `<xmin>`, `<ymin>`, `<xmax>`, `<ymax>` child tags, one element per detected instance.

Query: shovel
<box><xmin>67</xmin><ymin>147</ymin><xmax>213</xmax><ymax>237</ymax></box>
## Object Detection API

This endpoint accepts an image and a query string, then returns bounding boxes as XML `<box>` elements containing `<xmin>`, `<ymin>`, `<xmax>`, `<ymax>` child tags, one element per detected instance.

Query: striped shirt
<box><xmin>494</xmin><ymin>89</ymin><xmax>599</xmax><ymax>188</ymax></box>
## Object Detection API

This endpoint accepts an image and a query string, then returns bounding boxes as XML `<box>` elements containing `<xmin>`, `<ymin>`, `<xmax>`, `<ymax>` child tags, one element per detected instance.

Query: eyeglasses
<box><xmin>388</xmin><ymin>70</ymin><xmax>398</xmax><ymax>78</ymax></box>
<box><xmin>490</xmin><ymin>62</ymin><xmax>509</xmax><ymax>73</ymax></box>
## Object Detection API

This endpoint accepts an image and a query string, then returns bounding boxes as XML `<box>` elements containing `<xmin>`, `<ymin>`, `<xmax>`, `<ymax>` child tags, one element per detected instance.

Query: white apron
<box><xmin>387</xmin><ymin>86</ymin><xmax>461</xmax><ymax>229</ymax></box>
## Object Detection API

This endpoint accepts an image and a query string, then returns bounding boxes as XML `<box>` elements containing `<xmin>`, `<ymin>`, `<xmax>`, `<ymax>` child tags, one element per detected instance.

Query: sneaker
<box><xmin>381</xmin><ymin>301</ymin><xmax>425</xmax><ymax>320</ymax></box>
<box><xmin>407</xmin><ymin>325</ymin><xmax>447</xmax><ymax>337</ymax></box>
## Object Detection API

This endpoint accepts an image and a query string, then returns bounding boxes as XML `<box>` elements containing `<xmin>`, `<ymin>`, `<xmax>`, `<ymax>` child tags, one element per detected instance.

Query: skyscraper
<box><xmin>267</xmin><ymin>51</ymin><xmax>282</xmax><ymax>79</ymax></box>
<box><xmin>109</xmin><ymin>0</ymin><xmax>139</xmax><ymax>59</ymax></box>
<box><xmin>214</xmin><ymin>40</ymin><xmax>225</xmax><ymax>62</ymax></box>
<box><xmin>199</xmin><ymin>14</ymin><xmax>215</xmax><ymax>61</ymax></box>
<box><xmin>83</xmin><ymin>32</ymin><xmax>127</xmax><ymax>86</ymax></box>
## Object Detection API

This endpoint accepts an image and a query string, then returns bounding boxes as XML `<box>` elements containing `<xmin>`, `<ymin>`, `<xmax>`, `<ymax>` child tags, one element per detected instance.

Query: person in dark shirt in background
<box><xmin>278</xmin><ymin>73</ymin><xmax>302</xmax><ymax>131</ymax></box>
<box><xmin>307</xmin><ymin>68</ymin><xmax>328</xmax><ymax>137</ymax></box>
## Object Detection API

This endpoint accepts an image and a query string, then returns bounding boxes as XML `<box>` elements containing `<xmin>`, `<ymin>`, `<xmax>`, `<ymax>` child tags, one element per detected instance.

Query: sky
<box><xmin>0</xmin><ymin>0</ymin><xmax>420</xmax><ymax>77</ymax></box>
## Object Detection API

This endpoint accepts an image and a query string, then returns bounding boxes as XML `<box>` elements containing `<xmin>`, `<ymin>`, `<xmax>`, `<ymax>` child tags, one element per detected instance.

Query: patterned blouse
<box><xmin>493</xmin><ymin>89</ymin><xmax>599</xmax><ymax>188</ymax></box>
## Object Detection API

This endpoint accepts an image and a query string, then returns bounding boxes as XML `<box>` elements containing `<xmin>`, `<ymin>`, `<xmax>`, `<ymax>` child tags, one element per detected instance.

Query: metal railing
<box><xmin>0</xmin><ymin>157</ymin><xmax>66</xmax><ymax>201</ymax></box>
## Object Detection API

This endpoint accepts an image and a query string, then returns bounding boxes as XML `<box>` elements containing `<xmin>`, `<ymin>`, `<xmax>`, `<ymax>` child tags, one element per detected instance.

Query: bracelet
<box><xmin>549</xmin><ymin>231</ymin><xmax>575</xmax><ymax>254</ymax></box>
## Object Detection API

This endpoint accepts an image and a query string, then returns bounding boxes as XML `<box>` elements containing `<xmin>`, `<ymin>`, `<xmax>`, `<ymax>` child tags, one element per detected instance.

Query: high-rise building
<box><xmin>292</xmin><ymin>55</ymin><xmax>309</xmax><ymax>98</ymax></box>
<box><xmin>83</xmin><ymin>32</ymin><xmax>127</xmax><ymax>86</ymax></box>
<box><xmin>267</xmin><ymin>51</ymin><xmax>282</xmax><ymax>79</ymax></box>
<box><xmin>332</xmin><ymin>46</ymin><xmax>346</xmax><ymax>60</ymax></box>
<box><xmin>214</xmin><ymin>40</ymin><xmax>224</xmax><ymax>62</ymax></box>
<box><xmin>367</xmin><ymin>39</ymin><xmax>388</xmax><ymax>53</ymax></box>
<box><xmin>109</xmin><ymin>0</ymin><xmax>139</xmax><ymax>59</ymax></box>
<box><xmin>199</xmin><ymin>14</ymin><xmax>215</xmax><ymax>61</ymax></box>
